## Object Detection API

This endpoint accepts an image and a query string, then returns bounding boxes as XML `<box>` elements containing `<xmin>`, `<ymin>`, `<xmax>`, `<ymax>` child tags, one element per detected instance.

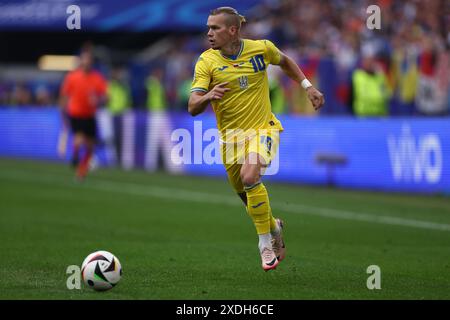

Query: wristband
<box><xmin>301</xmin><ymin>79</ymin><xmax>312</xmax><ymax>90</ymax></box>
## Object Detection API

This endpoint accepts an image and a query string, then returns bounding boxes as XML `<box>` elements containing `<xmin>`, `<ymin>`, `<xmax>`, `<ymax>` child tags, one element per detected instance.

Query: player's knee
<box><xmin>241</xmin><ymin>171</ymin><xmax>259</xmax><ymax>187</ymax></box>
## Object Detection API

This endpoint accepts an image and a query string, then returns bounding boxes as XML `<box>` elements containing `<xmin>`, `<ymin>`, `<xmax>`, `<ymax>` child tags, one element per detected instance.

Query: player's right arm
<box><xmin>59</xmin><ymin>72</ymin><xmax>71</xmax><ymax>112</ymax></box>
<box><xmin>58</xmin><ymin>73</ymin><xmax>72</xmax><ymax>130</ymax></box>
<box><xmin>188</xmin><ymin>55</ymin><xmax>230</xmax><ymax>116</ymax></box>
<box><xmin>188</xmin><ymin>82</ymin><xmax>230</xmax><ymax>116</ymax></box>
<box><xmin>59</xmin><ymin>95</ymin><xmax>68</xmax><ymax>112</ymax></box>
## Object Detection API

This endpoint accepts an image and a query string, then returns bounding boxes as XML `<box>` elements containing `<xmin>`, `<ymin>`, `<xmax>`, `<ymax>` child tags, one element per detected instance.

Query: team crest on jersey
<box><xmin>238</xmin><ymin>76</ymin><xmax>248</xmax><ymax>90</ymax></box>
<box><xmin>260</xmin><ymin>135</ymin><xmax>272</xmax><ymax>155</ymax></box>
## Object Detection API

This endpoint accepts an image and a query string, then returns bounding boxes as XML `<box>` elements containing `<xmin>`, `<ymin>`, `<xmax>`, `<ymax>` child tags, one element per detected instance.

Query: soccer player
<box><xmin>60</xmin><ymin>49</ymin><xmax>107</xmax><ymax>180</ymax></box>
<box><xmin>188</xmin><ymin>7</ymin><xmax>325</xmax><ymax>271</ymax></box>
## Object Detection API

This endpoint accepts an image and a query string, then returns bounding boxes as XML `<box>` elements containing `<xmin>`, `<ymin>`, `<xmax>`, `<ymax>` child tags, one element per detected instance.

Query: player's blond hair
<box><xmin>210</xmin><ymin>7</ymin><xmax>246</xmax><ymax>29</ymax></box>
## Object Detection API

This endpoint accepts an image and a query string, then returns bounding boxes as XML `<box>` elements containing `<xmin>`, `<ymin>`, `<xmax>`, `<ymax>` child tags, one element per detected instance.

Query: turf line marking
<box><xmin>1</xmin><ymin>170</ymin><xmax>450</xmax><ymax>232</ymax></box>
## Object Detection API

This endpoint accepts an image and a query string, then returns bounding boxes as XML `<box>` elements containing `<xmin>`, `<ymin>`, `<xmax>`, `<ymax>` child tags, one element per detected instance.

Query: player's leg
<box><xmin>240</xmin><ymin>151</ymin><xmax>278</xmax><ymax>271</ymax></box>
<box><xmin>244</xmin><ymin>130</ymin><xmax>286</xmax><ymax>267</ymax></box>
<box><xmin>256</xmin><ymin>129</ymin><xmax>286</xmax><ymax>261</ymax></box>
<box><xmin>76</xmin><ymin>135</ymin><xmax>95</xmax><ymax>179</ymax></box>
<box><xmin>71</xmin><ymin>133</ymin><xmax>83</xmax><ymax>167</ymax></box>
<box><xmin>69</xmin><ymin>116</ymin><xmax>82</xmax><ymax>167</ymax></box>
<box><xmin>76</xmin><ymin>118</ymin><xmax>97</xmax><ymax>179</ymax></box>
<box><xmin>255</xmin><ymin>130</ymin><xmax>285</xmax><ymax>261</ymax></box>
<box><xmin>222</xmin><ymin>141</ymin><xmax>247</xmax><ymax>205</ymax></box>
<box><xmin>222</xmin><ymin>141</ymin><xmax>279</xmax><ymax>270</ymax></box>
<box><xmin>237</xmin><ymin>192</ymin><xmax>247</xmax><ymax>205</ymax></box>
<box><xmin>224</xmin><ymin>161</ymin><xmax>246</xmax><ymax>204</ymax></box>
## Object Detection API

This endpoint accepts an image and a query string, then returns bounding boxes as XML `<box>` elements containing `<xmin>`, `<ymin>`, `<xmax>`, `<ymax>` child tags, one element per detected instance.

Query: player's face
<box><xmin>79</xmin><ymin>52</ymin><xmax>93</xmax><ymax>70</ymax></box>
<box><xmin>206</xmin><ymin>14</ymin><xmax>234</xmax><ymax>50</ymax></box>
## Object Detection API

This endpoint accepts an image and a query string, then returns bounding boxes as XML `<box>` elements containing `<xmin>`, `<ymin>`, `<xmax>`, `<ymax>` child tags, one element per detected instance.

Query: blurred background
<box><xmin>0</xmin><ymin>0</ymin><xmax>449</xmax><ymax>193</ymax></box>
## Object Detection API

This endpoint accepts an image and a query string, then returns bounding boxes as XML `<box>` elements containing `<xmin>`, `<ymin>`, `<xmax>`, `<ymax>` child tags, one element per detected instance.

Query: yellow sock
<box><xmin>245</xmin><ymin>204</ymin><xmax>277</xmax><ymax>233</ymax></box>
<box><xmin>270</xmin><ymin>215</ymin><xmax>277</xmax><ymax>233</ymax></box>
<box><xmin>245</xmin><ymin>182</ymin><xmax>272</xmax><ymax>235</ymax></box>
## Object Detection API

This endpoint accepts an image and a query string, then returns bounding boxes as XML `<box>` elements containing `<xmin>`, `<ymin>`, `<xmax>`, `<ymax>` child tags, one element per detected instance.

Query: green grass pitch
<box><xmin>0</xmin><ymin>158</ymin><xmax>449</xmax><ymax>299</ymax></box>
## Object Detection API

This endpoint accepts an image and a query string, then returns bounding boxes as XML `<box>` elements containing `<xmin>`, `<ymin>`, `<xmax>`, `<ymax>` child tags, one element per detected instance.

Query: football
<box><xmin>81</xmin><ymin>250</ymin><xmax>122</xmax><ymax>291</ymax></box>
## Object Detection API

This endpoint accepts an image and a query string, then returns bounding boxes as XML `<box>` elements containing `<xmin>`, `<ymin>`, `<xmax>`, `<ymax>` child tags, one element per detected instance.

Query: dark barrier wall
<box><xmin>0</xmin><ymin>107</ymin><xmax>449</xmax><ymax>194</ymax></box>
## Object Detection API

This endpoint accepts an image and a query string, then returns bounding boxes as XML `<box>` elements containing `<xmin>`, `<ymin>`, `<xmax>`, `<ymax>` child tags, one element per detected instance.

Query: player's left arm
<box><xmin>277</xmin><ymin>52</ymin><xmax>325</xmax><ymax>110</ymax></box>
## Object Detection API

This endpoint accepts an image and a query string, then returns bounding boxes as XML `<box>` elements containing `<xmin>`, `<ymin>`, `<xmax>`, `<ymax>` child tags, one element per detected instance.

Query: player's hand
<box><xmin>207</xmin><ymin>82</ymin><xmax>230</xmax><ymax>101</ymax></box>
<box><xmin>306</xmin><ymin>87</ymin><xmax>325</xmax><ymax>111</ymax></box>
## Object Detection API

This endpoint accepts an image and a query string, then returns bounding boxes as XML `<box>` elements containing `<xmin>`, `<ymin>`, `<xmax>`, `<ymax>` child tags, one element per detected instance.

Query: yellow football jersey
<box><xmin>191</xmin><ymin>39</ymin><xmax>284</xmax><ymax>143</ymax></box>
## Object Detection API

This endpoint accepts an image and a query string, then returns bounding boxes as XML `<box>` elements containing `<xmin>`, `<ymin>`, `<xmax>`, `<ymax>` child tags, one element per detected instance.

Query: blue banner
<box><xmin>0</xmin><ymin>0</ymin><xmax>259</xmax><ymax>31</ymax></box>
<box><xmin>274</xmin><ymin>116</ymin><xmax>449</xmax><ymax>193</ymax></box>
<box><xmin>0</xmin><ymin>107</ymin><xmax>449</xmax><ymax>194</ymax></box>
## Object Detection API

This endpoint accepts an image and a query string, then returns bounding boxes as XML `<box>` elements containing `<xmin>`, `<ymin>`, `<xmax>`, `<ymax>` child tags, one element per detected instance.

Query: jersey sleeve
<box><xmin>263</xmin><ymin>40</ymin><xmax>281</xmax><ymax>65</ymax></box>
<box><xmin>191</xmin><ymin>56</ymin><xmax>211</xmax><ymax>93</ymax></box>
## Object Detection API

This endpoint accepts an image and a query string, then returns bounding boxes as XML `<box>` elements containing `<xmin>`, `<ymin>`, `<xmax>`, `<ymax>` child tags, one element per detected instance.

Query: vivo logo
<box><xmin>387</xmin><ymin>125</ymin><xmax>442</xmax><ymax>184</ymax></box>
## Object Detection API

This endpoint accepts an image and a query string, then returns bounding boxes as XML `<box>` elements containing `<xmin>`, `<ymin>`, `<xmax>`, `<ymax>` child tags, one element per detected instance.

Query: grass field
<box><xmin>0</xmin><ymin>157</ymin><xmax>449</xmax><ymax>300</ymax></box>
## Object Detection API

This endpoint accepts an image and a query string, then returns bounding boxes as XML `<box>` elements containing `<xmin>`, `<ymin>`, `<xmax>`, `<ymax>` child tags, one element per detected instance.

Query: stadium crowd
<box><xmin>0</xmin><ymin>0</ymin><xmax>448</xmax><ymax>116</ymax></box>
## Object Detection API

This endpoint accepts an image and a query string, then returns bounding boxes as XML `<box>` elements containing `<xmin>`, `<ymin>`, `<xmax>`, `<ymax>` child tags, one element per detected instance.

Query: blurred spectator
<box><xmin>176</xmin><ymin>68</ymin><xmax>193</xmax><ymax>111</ymax></box>
<box><xmin>389</xmin><ymin>34</ymin><xmax>418</xmax><ymax>115</ymax></box>
<box><xmin>269</xmin><ymin>76</ymin><xmax>286</xmax><ymax>115</ymax></box>
<box><xmin>11</xmin><ymin>82</ymin><xmax>32</xmax><ymax>106</ymax></box>
<box><xmin>351</xmin><ymin>52</ymin><xmax>391</xmax><ymax>116</ymax></box>
<box><xmin>107</xmin><ymin>67</ymin><xmax>132</xmax><ymax>115</ymax></box>
<box><xmin>146</xmin><ymin>68</ymin><xmax>167</xmax><ymax>112</ymax></box>
<box><xmin>144</xmin><ymin>68</ymin><xmax>181</xmax><ymax>174</ymax></box>
<box><xmin>267</xmin><ymin>67</ymin><xmax>287</xmax><ymax>114</ymax></box>
<box><xmin>34</xmin><ymin>84</ymin><xmax>52</xmax><ymax>106</ymax></box>
<box><xmin>0</xmin><ymin>81</ymin><xmax>10</xmax><ymax>105</ymax></box>
<box><xmin>415</xmin><ymin>34</ymin><xmax>449</xmax><ymax>115</ymax></box>
<box><xmin>106</xmin><ymin>67</ymin><xmax>132</xmax><ymax>166</ymax></box>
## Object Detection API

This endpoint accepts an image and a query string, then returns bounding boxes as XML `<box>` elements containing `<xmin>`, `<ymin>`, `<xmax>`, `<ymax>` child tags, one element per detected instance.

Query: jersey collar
<box><xmin>220</xmin><ymin>40</ymin><xmax>244</xmax><ymax>61</ymax></box>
